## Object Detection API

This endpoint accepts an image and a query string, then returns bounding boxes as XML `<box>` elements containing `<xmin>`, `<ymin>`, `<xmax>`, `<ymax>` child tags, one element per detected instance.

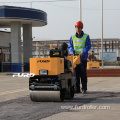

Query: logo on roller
<box><xmin>12</xmin><ymin>73</ymin><xmax>35</xmax><ymax>77</ymax></box>
<box><xmin>37</xmin><ymin>60</ymin><xmax>50</xmax><ymax>63</ymax></box>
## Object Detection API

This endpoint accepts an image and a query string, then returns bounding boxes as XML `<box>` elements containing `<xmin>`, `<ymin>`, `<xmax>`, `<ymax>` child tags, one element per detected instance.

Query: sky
<box><xmin>0</xmin><ymin>0</ymin><xmax>120</xmax><ymax>41</ymax></box>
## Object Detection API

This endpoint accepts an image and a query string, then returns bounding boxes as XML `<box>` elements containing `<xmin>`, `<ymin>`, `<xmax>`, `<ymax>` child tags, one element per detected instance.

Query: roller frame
<box><xmin>29</xmin><ymin>72</ymin><xmax>75</xmax><ymax>102</ymax></box>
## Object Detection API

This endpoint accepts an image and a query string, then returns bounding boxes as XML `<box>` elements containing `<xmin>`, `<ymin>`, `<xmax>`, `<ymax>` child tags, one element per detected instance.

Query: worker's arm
<box><xmin>81</xmin><ymin>35</ymin><xmax>91</xmax><ymax>55</ymax></box>
<box><xmin>68</xmin><ymin>36</ymin><xmax>74</xmax><ymax>55</ymax></box>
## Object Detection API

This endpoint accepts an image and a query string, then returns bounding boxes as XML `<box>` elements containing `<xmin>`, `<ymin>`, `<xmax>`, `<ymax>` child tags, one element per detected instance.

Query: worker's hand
<box><xmin>73</xmin><ymin>51</ymin><xmax>76</xmax><ymax>56</ymax></box>
<box><xmin>87</xmin><ymin>58</ymin><xmax>90</xmax><ymax>62</ymax></box>
<box><xmin>79</xmin><ymin>53</ymin><xmax>83</xmax><ymax>56</ymax></box>
<box><xmin>73</xmin><ymin>53</ymin><xmax>76</xmax><ymax>56</ymax></box>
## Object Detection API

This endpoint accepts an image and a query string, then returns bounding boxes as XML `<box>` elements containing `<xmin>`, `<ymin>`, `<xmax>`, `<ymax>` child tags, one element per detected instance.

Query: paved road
<box><xmin>0</xmin><ymin>76</ymin><xmax>120</xmax><ymax>120</ymax></box>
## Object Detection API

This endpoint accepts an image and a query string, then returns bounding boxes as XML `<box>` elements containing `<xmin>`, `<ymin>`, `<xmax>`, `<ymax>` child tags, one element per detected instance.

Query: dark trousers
<box><xmin>74</xmin><ymin>60</ymin><xmax>87</xmax><ymax>91</ymax></box>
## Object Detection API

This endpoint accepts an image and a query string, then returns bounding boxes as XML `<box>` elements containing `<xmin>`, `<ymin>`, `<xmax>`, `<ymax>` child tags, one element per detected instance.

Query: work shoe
<box><xmin>82</xmin><ymin>89</ymin><xmax>87</xmax><ymax>94</ymax></box>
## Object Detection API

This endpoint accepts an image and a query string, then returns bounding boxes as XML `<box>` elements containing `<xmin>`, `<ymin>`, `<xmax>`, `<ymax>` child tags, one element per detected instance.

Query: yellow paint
<box><xmin>0</xmin><ymin>88</ymin><xmax>28</xmax><ymax>96</ymax></box>
<box><xmin>87</xmin><ymin>61</ymin><xmax>100</xmax><ymax>69</ymax></box>
<box><xmin>30</xmin><ymin>57</ymin><xmax>64</xmax><ymax>75</ymax></box>
<box><xmin>67</xmin><ymin>55</ymin><xmax>81</xmax><ymax>72</ymax></box>
<box><xmin>73</xmin><ymin>55</ymin><xmax>81</xmax><ymax>68</ymax></box>
<box><xmin>30</xmin><ymin>55</ymin><xmax>81</xmax><ymax>76</ymax></box>
<box><xmin>50</xmin><ymin>44</ymin><xmax>53</xmax><ymax>50</ymax></box>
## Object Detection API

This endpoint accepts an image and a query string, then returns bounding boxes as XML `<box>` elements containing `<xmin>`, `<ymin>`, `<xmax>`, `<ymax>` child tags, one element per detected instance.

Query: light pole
<box><xmin>101</xmin><ymin>0</ymin><xmax>104</xmax><ymax>68</ymax></box>
<box><xmin>79</xmin><ymin>0</ymin><xmax>82</xmax><ymax>21</ymax></box>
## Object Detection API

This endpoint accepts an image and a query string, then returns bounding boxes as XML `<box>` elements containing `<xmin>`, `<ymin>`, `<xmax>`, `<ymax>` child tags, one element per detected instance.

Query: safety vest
<box><xmin>72</xmin><ymin>33</ymin><xmax>88</xmax><ymax>54</ymax></box>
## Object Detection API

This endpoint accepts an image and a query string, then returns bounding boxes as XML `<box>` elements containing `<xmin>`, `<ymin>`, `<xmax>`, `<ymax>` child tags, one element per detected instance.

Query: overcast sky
<box><xmin>0</xmin><ymin>0</ymin><xmax>120</xmax><ymax>41</ymax></box>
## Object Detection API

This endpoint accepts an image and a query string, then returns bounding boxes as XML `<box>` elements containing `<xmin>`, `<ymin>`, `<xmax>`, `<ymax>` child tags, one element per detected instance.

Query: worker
<box><xmin>68</xmin><ymin>21</ymin><xmax>91</xmax><ymax>94</ymax></box>
<box><xmin>88</xmin><ymin>51</ymin><xmax>97</xmax><ymax>61</ymax></box>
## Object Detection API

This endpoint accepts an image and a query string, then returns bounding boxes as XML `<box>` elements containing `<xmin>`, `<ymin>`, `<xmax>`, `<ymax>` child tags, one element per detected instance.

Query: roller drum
<box><xmin>30</xmin><ymin>90</ymin><xmax>64</xmax><ymax>102</ymax></box>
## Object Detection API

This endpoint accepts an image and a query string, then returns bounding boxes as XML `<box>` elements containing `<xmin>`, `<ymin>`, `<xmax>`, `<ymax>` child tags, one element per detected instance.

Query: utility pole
<box><xmin>79</xmin><ymin>0</ymin><xmax>82</xmax><ymax>21</ymax></box>
<box><xmin>101</xmin><ymin>0</ymin><xmax>104</xmax><ymax>68</ymax></box>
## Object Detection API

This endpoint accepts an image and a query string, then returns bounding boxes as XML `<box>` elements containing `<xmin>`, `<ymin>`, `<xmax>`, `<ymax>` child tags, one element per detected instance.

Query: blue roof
<box><xmin>0</xmin><ymin>6</ymin><xmax>47</xmax><ymax>27</ymax></box>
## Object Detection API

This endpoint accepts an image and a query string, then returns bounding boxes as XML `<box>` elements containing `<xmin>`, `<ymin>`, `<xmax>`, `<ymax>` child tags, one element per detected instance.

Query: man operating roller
<box><xmin>68</xmin><ymin>21</ymin><xmax>91</xmax><ymax>94</ymax></box>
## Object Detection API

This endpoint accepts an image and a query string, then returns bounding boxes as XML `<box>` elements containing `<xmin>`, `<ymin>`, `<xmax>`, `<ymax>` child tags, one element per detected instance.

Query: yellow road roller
<box><xmin>29</xmin><ymin>43</ymin><xmax>81</xmax><ymax>102</ymax></box>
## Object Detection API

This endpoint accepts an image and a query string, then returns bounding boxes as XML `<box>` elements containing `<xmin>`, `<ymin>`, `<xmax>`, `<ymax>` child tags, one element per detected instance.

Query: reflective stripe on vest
<box><xmin>72</xmin><ymin>33</ymin><xmax>88</xmax><ymax>54</ymax></box>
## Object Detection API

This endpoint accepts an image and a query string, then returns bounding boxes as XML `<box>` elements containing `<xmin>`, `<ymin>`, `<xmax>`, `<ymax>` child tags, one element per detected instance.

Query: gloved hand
<box><xmin>79</xmin><ymin>53</ymin><xmax>83</xmax><ymax>57</ymax></box>
<box><xmin>73</xmin><ymin>51</ymin><xmax>77</xmax><ymax>56</ymax></box>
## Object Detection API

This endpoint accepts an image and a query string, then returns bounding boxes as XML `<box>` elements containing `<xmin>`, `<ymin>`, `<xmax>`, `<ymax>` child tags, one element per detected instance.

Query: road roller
<box><xmin>29</xmin><ymin>43</ymin><xmax>81</xmax><ymax>102</ymax></box>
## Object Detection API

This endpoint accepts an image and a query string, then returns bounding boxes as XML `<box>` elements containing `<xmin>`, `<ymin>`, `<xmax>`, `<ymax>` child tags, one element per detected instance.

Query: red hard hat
<box><xmin>75</xmin><ymin>21</ymin><xmax>83</xmax><ymax>28</ymax></box>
